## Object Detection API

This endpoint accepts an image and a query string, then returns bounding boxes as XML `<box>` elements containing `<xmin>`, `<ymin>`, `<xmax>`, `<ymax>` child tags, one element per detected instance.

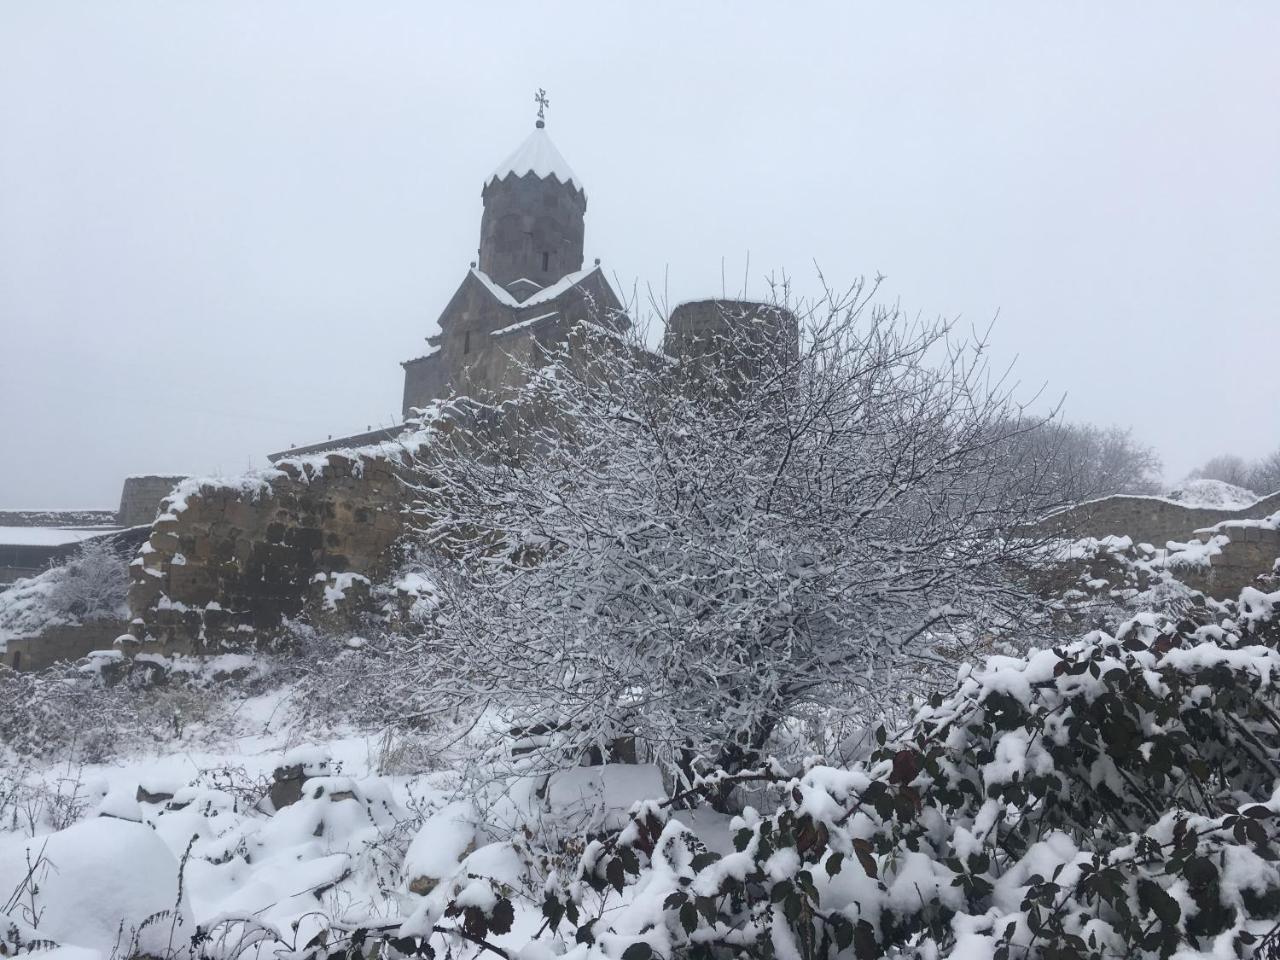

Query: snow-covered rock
<box><xmin>403</xmin><ymin>799</ymin><xmax>479</xmax><ymax>894</ymax></box>
<box><xmin>0</xmin><ymin>818</ymin><xmax>194</xmax><ymax>955</ymax></box>
<box><xmin>545</xmin><ymin>764</ymin><xmax>666</xmax><ymax>832</ymax></box>
<box><xmin>93</xmin><ymin>785</ymin><xmax>142</xmax><ymax>822</ymax></box>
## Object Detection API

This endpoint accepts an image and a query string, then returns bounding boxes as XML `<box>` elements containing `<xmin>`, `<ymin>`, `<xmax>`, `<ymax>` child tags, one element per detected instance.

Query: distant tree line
<box><xmin>1028</xmin><ymin>420</ymin><xmax>1163</xmax><ymax>499</ymax></box>
<box><xmin>1187</xmin><ymin>448</ymin><xmax>1280</xmax><ymax>495</ymax></box>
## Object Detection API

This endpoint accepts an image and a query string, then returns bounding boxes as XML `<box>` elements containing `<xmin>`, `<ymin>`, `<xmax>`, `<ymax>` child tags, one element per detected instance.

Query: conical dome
<box><xmin>486</xmin><ymin>127</ymin><xmax>582</xmax><ymax>193</ymax></box>
<box><xmin>478</xmin><ymin>125</ymin><xmax>587</xmax><ymax>295</ymax></box>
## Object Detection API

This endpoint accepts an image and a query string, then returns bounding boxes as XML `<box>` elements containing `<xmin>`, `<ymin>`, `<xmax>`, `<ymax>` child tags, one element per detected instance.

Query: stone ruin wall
<box><xmin>1040</xmin><ymin>490</ymin><xmax>1280</xmax><ymax>548</ymax></box>
<box><xmin>1188</xmin><ymin>522</ymin><xmax>1280</xmax><ymax>598</ymax></box>
<box><xmin>122</xmin><ymin>318</ymin><xmax>579</xmax><ymax>657</ymax></box>
<box><xmin>1038</xmin><ymin>490</ymin><xmax>1280</xmax><ymax>600</ymax></box>
<box><xmin>86</xmin><ymin>300</ymin><xmax>1280</xmax><ymax>662</ymax></box>
<box><xmin>126</xmin><ymin>445</ymin><xmax>417</xmax><ymax>655</ymax></box>
<box><xmin>6</xmin><ymin>620</ymin><xmax>129</xmax><ymax>673</ymax></box>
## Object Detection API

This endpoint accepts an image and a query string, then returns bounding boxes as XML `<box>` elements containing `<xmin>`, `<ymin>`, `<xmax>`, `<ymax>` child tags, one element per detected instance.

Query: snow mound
<box><xmin>0</xmin><ymin>818</ymin><xmax>194</xmax><ymax>955</ymax></box>
<box><xmin>402</xmin><ymin>799</ymin><xmax>479</xmax><ymax>893</ymax></box>
<box><xmin>1164</xmin><ymin>478</ymin><xmax>1258</xmax><ymax>509</ymax></box>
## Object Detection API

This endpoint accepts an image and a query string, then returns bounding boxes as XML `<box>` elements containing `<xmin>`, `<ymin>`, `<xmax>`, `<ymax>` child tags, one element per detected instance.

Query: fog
<box><xmin>1</xmin><ymin>2</ymin><xmax>1276</xmax><ymax>507</ymax></box>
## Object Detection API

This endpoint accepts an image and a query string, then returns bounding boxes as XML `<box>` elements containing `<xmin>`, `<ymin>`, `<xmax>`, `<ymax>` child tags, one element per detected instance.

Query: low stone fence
<box><xmin>5</xmin><ymin>619</ymin><xmax>128</xmax><ymax>672</ymax></box>
<box><xmin>1034</xmin><ymin>490</ymin><xmax>1280</xmax><ymax>601</ymax></box>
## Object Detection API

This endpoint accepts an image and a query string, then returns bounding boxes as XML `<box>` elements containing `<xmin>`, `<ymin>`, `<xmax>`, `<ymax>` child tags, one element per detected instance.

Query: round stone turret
<box><xmin>478</xmin><ymin>127</ymin><xmax>586</xmax><ymax>300</ymax></box>
<box><xmin>664</xmin><ymin>300</ymin><xmax>800</xmax><ymax>389</ymax></box>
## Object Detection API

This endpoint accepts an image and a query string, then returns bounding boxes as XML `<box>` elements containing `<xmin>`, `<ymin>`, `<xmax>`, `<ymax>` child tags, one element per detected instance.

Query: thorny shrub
<box><xmin>316</xmin><ymin>586</ymin><xmax>1280</xmax><ymax>960</ymax></box>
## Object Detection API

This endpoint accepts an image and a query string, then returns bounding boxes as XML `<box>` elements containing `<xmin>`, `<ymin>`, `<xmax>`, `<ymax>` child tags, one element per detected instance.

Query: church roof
<box><xmin>469</xmin><ymin>263</ymin><xmax>600</xmax><ymax>309</ymax></box>
<box><xmin>486</xmin><ymin>127</ymin><xmax>581</xmax><ymax>192</ymax></box>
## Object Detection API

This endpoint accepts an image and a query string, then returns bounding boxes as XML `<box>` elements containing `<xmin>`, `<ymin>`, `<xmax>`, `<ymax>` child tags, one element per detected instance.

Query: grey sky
<box><xmin>1</xmin><ymin>2</ymin><xmax>1277</xmax><ymax>508</ymax></box>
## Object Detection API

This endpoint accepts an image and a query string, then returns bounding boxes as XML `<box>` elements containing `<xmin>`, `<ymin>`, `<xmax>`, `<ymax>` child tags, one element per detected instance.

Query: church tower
<box><xmin>396</xmin><ymin>95</ymin><xmax>625</xmax><ymax>419</ymax></box>
<box><xmin>477</xmin><ymin>113</ymin><xmax>586</xmax><ymax>301</ymax></box>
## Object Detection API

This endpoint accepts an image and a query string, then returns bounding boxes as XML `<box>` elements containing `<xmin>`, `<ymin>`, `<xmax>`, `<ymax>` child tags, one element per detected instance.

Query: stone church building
<box><xmin>272</xmin><ymin>118</ymin><xmax>628</xmax><ymax>460</ymax></box>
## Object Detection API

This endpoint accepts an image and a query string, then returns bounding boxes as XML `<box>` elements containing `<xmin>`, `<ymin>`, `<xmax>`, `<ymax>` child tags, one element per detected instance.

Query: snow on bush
<box><xmin>45</xmin><ymin>539</ymin><xmax>129</xmax><ymax>622</ymax></box>
<box><xmin>0</xmin><ymin>567</ymin><xmax>67</xmax><ymax>648</ymax></box>
<box><xmin>3</xmin><ymin>584</ymin><xmax>1280</xmax><ymax>958</ymax></box>
<box><xmin>403</xmin><ymin>282</ymin><xmax>1072</xmax><ymax>786</ymax></box>
<box><xmin>495</xmin><ymin>587</ymin><xmax>1280</xmax><ymax>960</ymax></box>
<box><xmin>0</xmin><ymin>653</ymin><xmax>277</xmax><ymax>762</ymax></box>
<box><xmin>0</xmin><ymin>540</ymin><xmax>128</xmax><ymax>649</ymax></box>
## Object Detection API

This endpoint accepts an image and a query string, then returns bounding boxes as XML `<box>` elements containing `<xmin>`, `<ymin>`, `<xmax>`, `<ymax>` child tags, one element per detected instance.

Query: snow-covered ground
<box><xmin>0</xmin><ymin>680</ymin><xmax>681</xmax><ymax>959</ymax></box>
<box><xmin>2</xmin><ymin>685</ymin><xmax>447</xmax><ymax>955</ymax></box>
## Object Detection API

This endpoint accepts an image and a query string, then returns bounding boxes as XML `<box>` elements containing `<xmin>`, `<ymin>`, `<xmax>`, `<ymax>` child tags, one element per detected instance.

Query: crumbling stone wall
<box><xmin>1186</xmin><ymin>523</ymin><xmax>1280</xmax><ymax>599</ymax></box>
<box><xmin>1040</xmin><ymin>491</ymin><xmax>1280</xmax><ymax>547</ymax></box>
<box><xmin>127</xmin><ymin>445</ymin><xmax>416</xmax><ymax>654</ymax></box>
<box><xmin>5</xmin><ymin>619</ymin><xmax>128</xmax><ymax>672</ymax></box>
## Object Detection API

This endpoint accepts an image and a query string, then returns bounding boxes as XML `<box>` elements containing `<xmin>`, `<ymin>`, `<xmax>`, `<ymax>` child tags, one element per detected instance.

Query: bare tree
<box><xmin>1059</xmin><ymin>422</ymin><xmax>1162</xmax><ymax>497</ymax></box>
<box><xmin>400</xmin><ymin>278</ymin><xmax>1071</xmax><ymax>794</ymax></box>
<box><xmin>997</xmin><ymin>419</ymin><xmax>1162</xmax><ymax>501</ymax></box>
<box><xmin>1188</xmin><ymin>453</ymin><xmax>1255</xmax><ymax>490</ymax></box>
<box><xmin>1250</xmin><ymin>447</ymin><xmax>1280</xmax><ymax>495</ymax></box>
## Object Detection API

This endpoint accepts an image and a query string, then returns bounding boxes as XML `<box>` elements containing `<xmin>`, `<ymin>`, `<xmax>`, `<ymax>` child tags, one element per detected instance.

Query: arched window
<box><xmin>542</xmin><ymin>251</ymin><xmax>550</xmax><ymax>272</ymax></box>
<box><xmin>464</xmin><ymin>331</ymin><xmax>472</xmax><ymax>355</ymax></box>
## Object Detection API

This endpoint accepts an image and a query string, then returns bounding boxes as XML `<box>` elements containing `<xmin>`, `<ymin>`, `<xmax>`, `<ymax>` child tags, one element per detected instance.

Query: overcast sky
<box><xmin>1</xmin><ymin>2</ymin><xmax>1277</xmax><ymax>508</ymax></box>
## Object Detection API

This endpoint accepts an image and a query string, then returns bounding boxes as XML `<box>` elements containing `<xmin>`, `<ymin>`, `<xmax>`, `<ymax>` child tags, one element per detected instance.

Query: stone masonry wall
<box><xmin>1187</xmin><ymin>523</ymin><xmax>1280</xmax><ymax>599</ymax></box>
<box><xmin>5</xmin><ymin>619</ymin><xmax>129</xmax><ymax>672</ymax></box>
<box><xmin>127</xmin><ymin>445</ymin><xmax>415</xmax><ymax>654</ymax></box>
<box><xmin>478</xmin><ymin>172</ymin><xmax>586</xmax><ymax>293</ymax></box>
<box><xmin>117</xmin><ymin>475</ymin><xmax>188</xmax><ymax>527</ymax></box>
<box><xmin>1041</xmin><ymin>490</ymin><xmax>1280</xmax><ymax>548</ymax></box>
<box><xmin>1038</xmin><ymin>491</ymin><xmax>1280</xmax><ymax>601</ymax></box>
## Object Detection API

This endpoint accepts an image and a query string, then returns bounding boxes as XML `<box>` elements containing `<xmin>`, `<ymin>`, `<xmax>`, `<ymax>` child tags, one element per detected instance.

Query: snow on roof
<box><xmin>486</xmin><ymin>127</ymin><xmax>581</xmax><ymax>192</ymax></box>
<box><xmin>470</xmin><ymin>264</ymin><xmax>600</xmax><ymax>309</ymax></box>
<box><xmin>491</xmin><ymin>310</ymin><xmax>560</xmax><ymax>338</ymax></box>
<box><xmin>0</xmin><ymin>526</ymin><xmax>115</xmax><ymax>547</ymax></box>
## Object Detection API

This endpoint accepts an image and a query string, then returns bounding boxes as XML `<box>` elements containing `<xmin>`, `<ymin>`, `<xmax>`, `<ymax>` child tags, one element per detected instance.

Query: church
<box><xmin>270</xmin><ymin>105</ymin><xmax>627</xmax><ymax>461</ymax></box>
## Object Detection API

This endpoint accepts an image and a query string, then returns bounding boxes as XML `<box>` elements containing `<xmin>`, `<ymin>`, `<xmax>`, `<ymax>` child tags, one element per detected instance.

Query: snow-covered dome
<box><xmin>486</xmin><ymin>126</ymin><xmax>581</xmax><ymax>192</ymax></box>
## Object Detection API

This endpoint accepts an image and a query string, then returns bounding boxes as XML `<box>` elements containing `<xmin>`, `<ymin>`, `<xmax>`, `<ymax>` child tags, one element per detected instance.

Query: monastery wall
<box><xmin>1040</xmin><ymin>490</ymin><xmax>1280</xmax><ymax>548</ymax></box>
<box><xmin>126</xmin><ymin>446</ymin><xmax>416</xmax><ymax>654</ymax></box>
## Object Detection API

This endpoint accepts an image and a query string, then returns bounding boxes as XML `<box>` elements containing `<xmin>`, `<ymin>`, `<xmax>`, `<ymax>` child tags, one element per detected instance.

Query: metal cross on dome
<box><xmin>534</xmin><ymin>88</ymin><xmax>549</xmax><ymax>128</ymax></box>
